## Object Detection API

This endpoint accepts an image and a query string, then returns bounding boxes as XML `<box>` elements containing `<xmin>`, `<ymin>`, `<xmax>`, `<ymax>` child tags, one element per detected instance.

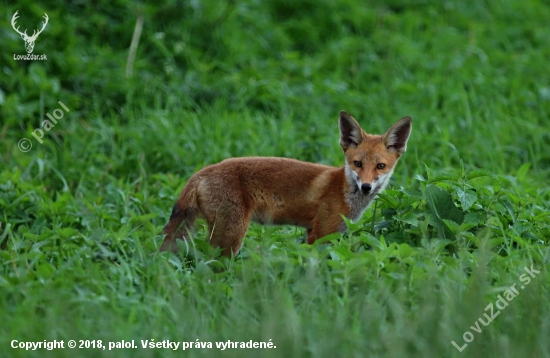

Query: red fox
<box><xmin>160</xmin><ymin>111</ymin><xmax>411</xmax><ymax>257</ymax></box>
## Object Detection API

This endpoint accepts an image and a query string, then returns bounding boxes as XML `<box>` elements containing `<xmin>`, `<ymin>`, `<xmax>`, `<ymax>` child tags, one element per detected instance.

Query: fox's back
<box><xmin>193</xmin><ymin>157</ymin><xmax>346</xmax><ymax>226</ymax></box>
<box><xmin>211</xmin><ymin>156</ymin><xmax>333</xmax><ymax>179</ymax></box>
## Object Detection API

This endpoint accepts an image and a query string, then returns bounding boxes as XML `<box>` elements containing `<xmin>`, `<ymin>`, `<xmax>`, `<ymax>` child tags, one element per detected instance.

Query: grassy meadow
<box><xmin>1</xmin><ymin>0</ymin><xmax>549</xmax><ymax>357</ymax></box>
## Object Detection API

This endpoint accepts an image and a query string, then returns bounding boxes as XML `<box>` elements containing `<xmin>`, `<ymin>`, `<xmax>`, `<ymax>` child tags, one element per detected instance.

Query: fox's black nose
<box><xmin>361</xmin><ymin>183</ymin><xmax>372</xmax><ymax>193</ymax></box>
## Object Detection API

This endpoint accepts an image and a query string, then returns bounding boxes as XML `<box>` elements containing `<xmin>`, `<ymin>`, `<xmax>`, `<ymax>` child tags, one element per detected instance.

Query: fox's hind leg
<box><xmin>204</xmin><ymin>199</ymin><xmax>251</xmax><ymax>257</ymax></box>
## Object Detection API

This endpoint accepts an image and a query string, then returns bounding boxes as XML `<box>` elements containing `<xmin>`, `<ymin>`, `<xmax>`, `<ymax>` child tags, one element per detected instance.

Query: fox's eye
<box><xmin>354</xmin><ymin>161</ymin><xmax>362</xmax><ymax>168</ymax></box>
<box><xmin>376</xmin><ymin>163</ymin><xmax>386</xmax><ymax>170</ymax></box>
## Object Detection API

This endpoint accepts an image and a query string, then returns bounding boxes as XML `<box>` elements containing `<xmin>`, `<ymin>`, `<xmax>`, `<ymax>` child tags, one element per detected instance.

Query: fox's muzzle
<box><xmin>360</xmin><ymin>183</ymin><xmax>372</xmax><ymax>193</ymax></box>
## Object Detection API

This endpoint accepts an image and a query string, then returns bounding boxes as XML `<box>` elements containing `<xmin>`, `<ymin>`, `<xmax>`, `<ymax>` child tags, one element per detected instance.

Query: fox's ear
<box><xmin>339</xmin><ymin>111</ymin><xmax>364</xmax><ymax>150</ymax></box>
<box><xmin>383</xmin><ymin>116</ymin><xmax>412</xmax><ymax>154</ymax></box>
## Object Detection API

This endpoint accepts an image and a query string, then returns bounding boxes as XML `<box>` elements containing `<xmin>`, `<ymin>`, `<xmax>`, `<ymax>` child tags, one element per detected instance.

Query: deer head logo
<box><xmin>11</xmin><ymin>11</ymin><xmax>49</xmax><ymax>54</ymax></box>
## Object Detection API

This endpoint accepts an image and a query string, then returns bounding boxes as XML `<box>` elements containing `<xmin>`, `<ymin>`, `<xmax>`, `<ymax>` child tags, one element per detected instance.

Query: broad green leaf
<box><xmin>457</xmin><ymin>222</ymin><xmax>478</xmax><ymax>232</ymax></box>
<box><xmin>456</xmin><ymin>188</ymin><xmax>478</xmax><ymax>210</ymax></box>
<box><xmin>425</xmin><ymin>184</ymin><xmax>464</xmax><ymax>224</ymax></box>
<box><xmin>441</xmin><ymin>219</ymin><xmax>460</xmax><ymax>234</ymax></box>
<box><xmin>487</xmin><ymin>216</ymin><xmax>504</xmax><ymax>229</ymax></box>
<box><xmin>467</xmin><ymin>169</ymin><xmax>497</xmax><ymax>180</ymax></box>
<box><xmin>398</xmin><ymin>211</ymin><xmax>421</xmax><ymax>227</ymax></box>
<box><xmin>426</xmin><ymin>184</ymin><xmax>464</xmax><ymax>239</ymax></box>
<box><xmin>400</xmin><ymin>188</ymin><xmax>423</xmax><ymax>198</ymax></box>
<box><xmin>464</xmin><ymin>211</ymin><xmax>483</xmax><ymax>225</ymax></box>
<box><xmin>397</xmin><ymin>243</ymin><xmax>413</xmax><ymax>260</ymax></box>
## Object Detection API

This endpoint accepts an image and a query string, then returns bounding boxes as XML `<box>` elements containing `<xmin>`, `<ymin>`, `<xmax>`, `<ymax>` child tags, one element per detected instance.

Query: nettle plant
<box><xmin>348</xmin><ymin>164</ymin><xmax>547</xmax><ymax>255</ymax></box>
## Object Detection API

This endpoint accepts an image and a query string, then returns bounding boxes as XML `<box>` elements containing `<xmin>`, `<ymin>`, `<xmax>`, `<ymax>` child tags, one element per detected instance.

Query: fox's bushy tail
<box><xmin>159</xmin><ymin>177</ymin><xmax>199</xmax><ymax>253</ymax></box>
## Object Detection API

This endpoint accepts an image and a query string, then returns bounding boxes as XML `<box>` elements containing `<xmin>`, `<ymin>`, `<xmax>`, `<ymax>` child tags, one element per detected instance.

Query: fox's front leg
<box><xmin>306</xmin><ymin>215</ymin><xmax>343</xmax><ymax>245</ymax></box>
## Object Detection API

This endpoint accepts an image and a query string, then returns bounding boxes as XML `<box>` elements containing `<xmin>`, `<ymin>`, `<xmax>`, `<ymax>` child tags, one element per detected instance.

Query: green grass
<box><xmin>1</xmin><ymin>0</ymin><xmax>549</xmax><ymax>357</ymax></box>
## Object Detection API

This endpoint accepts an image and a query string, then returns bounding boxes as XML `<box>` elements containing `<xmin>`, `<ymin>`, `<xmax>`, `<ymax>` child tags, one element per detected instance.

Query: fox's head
<box><xmin>339</xmin><ymin>111</ymin><xmax>412</xmax><ymax>195</ymax></box>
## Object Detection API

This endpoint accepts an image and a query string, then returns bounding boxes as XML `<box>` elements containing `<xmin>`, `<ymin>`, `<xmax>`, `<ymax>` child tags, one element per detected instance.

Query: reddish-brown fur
<box><xmin>160</xmin><ymin>111</ymin><xmax>411</xmax><ymax>257</ymax></box>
